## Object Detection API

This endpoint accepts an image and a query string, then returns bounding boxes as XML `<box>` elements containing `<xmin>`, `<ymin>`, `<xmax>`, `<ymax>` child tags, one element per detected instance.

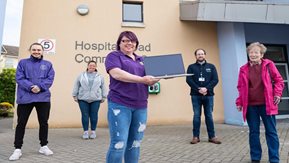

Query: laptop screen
<box><xmin>143</xmin><ymin>54</ymin><xmax>186</xmax><ymax>77</ymax></box>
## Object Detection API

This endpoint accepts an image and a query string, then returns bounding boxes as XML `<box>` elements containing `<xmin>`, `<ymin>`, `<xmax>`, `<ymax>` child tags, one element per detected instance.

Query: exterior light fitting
<box><xmin>77</xmin><ymin>4</ymin><xmax>89</xmax><ymax>16</ymax></box>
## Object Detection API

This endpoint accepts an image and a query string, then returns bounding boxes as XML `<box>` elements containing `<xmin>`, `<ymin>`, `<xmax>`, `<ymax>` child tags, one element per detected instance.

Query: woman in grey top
<box><xmin>72</xmin><ymin>60</ymin><xmax>107</xmax><ymax>139</ymax></box>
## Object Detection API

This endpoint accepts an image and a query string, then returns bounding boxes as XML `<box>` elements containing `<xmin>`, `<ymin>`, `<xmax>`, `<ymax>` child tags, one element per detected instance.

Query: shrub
<box><xmin>0</xmin><ymin>102</ymin><xmax>14</xmax><ymax>117</ymax></box>
<box><xmin>0</xmin><ymin>68</ymin><xmax>16</xmax><ymax>105</ymax></box>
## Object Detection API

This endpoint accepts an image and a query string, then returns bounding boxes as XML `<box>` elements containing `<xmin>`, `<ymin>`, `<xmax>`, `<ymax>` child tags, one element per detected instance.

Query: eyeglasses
<box><xmin>121</xmin><ymin>39</ymin><xmax>136</xmax><ymax>44</ymax></box>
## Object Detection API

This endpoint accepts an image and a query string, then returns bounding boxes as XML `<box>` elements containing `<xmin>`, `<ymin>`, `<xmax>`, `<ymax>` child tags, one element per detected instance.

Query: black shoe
<box><xmin>251</xmin><ymin>160</ymin><xmax>260</xmax><ymax>163</ymax></box>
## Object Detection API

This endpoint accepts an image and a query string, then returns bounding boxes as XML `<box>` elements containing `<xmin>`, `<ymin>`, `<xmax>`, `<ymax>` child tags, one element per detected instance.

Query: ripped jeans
<box><xmin>106</xmin><ymin>100</ymin><xmax>147</xmax><ymax>163</ymax></box>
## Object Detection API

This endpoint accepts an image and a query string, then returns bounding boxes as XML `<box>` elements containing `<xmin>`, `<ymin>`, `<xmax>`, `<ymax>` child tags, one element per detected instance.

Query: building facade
<box><xmin>0</xmin><ymin>0</ymin><xmax>7</xmax><ymax>51</ymax></box>
<box><xmin>17</xmin><ymin>0</ymin><xmax>289</xmax><ymax>128</ymax></box>
<box><xmin>0</xmin><ymin>45</ymin><xmax>19</xmax><ymax>71</ymax></box>
<box><xmin>180</xmin><ymin>0</ymin><xmax>289</xmax><ymax>125</ymax></box>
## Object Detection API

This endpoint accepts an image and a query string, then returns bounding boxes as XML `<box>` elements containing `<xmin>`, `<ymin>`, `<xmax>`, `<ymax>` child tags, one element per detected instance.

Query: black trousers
<box><xmin>14</xmin><ymin>102</ymin><xmax>51</xmax><ymax>149</ymax></box>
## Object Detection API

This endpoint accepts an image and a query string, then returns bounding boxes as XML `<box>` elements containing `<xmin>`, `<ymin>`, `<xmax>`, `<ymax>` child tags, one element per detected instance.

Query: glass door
<box><xmin>276</xmin><ymin>63</ymin><xmax>289</xmax><ymax>114</ymax></box>
<box><xmin>264</xmin><ymin>45</ymin><xmax>289</xmax><ymax>114</ymax></box>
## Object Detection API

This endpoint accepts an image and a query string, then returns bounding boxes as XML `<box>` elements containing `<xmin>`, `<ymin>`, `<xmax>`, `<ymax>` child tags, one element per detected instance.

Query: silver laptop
<box><xmin>143</xmin><ymin>54</ymin><xmax>194</xmax><ymax>79</ymax></box>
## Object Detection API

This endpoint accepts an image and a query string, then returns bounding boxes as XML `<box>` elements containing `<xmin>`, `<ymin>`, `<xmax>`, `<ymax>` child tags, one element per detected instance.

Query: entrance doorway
<box><xmin>265</xmin><ymin>45</ymin><xmax>289</xmax><ymax>114</ymax></box>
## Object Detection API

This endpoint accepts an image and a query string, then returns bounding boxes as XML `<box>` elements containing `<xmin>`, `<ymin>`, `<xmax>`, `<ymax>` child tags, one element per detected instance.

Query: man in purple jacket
<box><xmin>9</xmin><ymin>43</ymin><xmax>55</xmax><ymax>161</ymax></box>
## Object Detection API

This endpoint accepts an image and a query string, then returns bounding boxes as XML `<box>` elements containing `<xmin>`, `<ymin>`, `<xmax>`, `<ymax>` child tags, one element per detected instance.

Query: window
<box><xmin>5</xmin><ymin>58</ymin><xmax>14</xmax><ymax>68</ymax></box>
<box><xmin>264</xmin><ymin>45</ymin><xmax>287</xmax><ymax>62</ymax></box>
<box><xmin>123</xmin><ymin>2</ymin><xmax>143</xmax><ymax>23</ymax></box>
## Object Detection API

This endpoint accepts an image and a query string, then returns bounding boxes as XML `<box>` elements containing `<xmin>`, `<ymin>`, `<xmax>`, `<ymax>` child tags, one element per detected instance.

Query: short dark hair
<box><xmin>194</xmin><ymin>48</ymin><xmax>206</xmax><ymax>56</ymax></box>
<box><xmin>29</xmin><ymin>42</ymin><xmax>44</xmax><ymax>51</ymax></box>
<box><xmin>116</xmin><ymin>31</ymin><xmax>139</xmax><ymax>51</ymax></box>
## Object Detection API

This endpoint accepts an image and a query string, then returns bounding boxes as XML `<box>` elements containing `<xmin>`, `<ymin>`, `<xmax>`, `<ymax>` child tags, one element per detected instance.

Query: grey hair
<box><xmin>247</xmin><ymin>42</ymin><xmax>267</xmax><ymax>54</ymax></box>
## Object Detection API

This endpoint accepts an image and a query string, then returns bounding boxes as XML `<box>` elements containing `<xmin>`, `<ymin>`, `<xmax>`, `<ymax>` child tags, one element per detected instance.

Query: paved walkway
<box><xmin>0</xmin><ymin>118</ymin><xmax>288</xmax><ymax>163</ymax></box>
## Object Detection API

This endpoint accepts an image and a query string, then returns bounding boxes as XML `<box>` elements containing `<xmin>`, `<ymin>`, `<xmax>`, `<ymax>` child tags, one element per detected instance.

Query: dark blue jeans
<box><xmin>246</xmin><ymin>105</ymin><xmax>279</xmax><ymax>163</ymax></box>
<box><xmin>78</xmin><ymin>100</ymin><xmax>101</xmax><ymax>131</ymax></box>
<box><xmin>191</xmin><ymin>95</ymin><xmax>215</xmax><ymax>139</ymax></box>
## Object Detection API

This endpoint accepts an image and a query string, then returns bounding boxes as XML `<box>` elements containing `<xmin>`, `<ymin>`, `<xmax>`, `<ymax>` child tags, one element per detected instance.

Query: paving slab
<box><xmin>0</xmin><ymin>118</ymin><xmax>288</xmax><ymax>163</ymax></box>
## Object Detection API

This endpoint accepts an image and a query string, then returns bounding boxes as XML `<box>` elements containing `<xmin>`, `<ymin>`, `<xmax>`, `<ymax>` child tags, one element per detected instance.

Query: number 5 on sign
<box><xmin>38</xmin><ymin>39</ymin><xmax>56</xmax><ymax>54</ymax></box>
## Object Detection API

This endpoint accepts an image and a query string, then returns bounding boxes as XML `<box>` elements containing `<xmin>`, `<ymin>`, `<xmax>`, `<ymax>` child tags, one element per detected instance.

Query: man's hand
<box><xmin>31</xmin><ymin>85</ymin><xmax>40</xmax><ymax>94</ymax></box>
<box><xmin>198</xmin><ymin>87</ymin><xmax>207</xmax><ymax>96</ymax></box>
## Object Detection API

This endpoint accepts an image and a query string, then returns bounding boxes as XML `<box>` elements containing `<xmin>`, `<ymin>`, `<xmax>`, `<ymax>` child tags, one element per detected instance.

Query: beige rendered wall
<box><xmin>15</xmin><ymin>0</ymin><xmax>224</xmax><ymax>128</ymax></box>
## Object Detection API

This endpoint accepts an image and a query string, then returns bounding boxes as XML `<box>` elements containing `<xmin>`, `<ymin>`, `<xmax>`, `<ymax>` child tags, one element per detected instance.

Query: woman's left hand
<box><xmin>274</xmin><ymin>96</ymin><xmax>281</xmax><ymax>105</ymax></box>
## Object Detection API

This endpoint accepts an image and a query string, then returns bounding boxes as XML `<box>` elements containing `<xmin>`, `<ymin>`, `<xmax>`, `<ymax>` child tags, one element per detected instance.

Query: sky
<box><xmin>3</xmin><ymin>0</ymin><xmax>24</xmax><ymax>46</ymax></box>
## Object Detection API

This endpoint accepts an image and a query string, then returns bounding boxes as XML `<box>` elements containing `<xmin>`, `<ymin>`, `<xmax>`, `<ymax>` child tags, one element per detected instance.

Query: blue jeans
<box><xmin>246</xmin><ymin>105</ymin><xmax>279</xmax><ymax>163</ymax></box>
<box><xmin>78</xmin><ymin>100</ymin><xmax>101</xmax><ymax>131</ymax></box>
<box><xmin>106</xmin><ymin>100</ymin><xmax>147</xmax><ymax>163</ymax></box>
<box><xmin>191</xmin><ymin>95</ymin><xmax>215</xmax><ymax>139</ymax></box>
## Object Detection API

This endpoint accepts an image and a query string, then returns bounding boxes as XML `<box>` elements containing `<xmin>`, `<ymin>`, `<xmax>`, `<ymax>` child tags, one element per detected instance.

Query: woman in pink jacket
<box><xmin>236</xmin><ymin>42</ymin><xmax>284</xmax><ymax>163</ymax></box>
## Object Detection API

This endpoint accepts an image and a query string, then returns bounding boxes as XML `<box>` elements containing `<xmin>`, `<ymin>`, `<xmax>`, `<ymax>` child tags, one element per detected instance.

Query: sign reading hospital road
<box><xmin>38</xmin><ymin>39</ymin><xmax>56</xmax><ymax>55</ymax></box>
<box><xmin>74</xmin><ymin>40</ymin><xmax>152</xmax><ymax>64</ymax></box>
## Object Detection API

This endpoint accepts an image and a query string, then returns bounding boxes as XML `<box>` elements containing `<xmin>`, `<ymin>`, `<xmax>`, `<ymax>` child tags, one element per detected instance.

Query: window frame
<box><xmin>122</xmin><ymin>1</ymin><xmax>143</xmax><ymax>23</ymax></box>
<box><xmin>264</xmin><ymin>44</ymin><xmax>288</xmax><ymax>63</ymax></box>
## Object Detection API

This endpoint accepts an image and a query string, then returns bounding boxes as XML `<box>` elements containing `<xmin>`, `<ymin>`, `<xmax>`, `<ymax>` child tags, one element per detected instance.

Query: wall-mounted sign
<box><xmin>38</xmin><ymin>39</ymin><xmax>56</xmax><ymax>54</ymax></box>
<box><xmin>73</xmin><ymin>40</ymin><xmax>152</xmax><ymax>64</ymax></box>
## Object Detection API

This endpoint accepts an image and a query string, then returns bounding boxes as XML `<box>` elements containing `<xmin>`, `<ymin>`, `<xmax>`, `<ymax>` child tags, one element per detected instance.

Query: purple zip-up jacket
<box><xmin>16</xmin><ymin>56</ymin><xmax>55</xmax><ymax>104</ymax></box>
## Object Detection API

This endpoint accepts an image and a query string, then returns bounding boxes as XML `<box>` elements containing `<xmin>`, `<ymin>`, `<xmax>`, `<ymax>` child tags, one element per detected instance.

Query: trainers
<box><xmin>82</xmin><ymin>132</ymin><xmax>89</xmax><ymax>139</ymax></box>
<box><xmin>9</xmin><ymin>149</ymin><xmax>22</xmax><ymax>161</ymax></box>
<box><xmin>89</xmin><ymin>132</ymin><xmax>96</xmax><ymax>139</ymax></box>
<box><xmin>39</xmin><ymin>146</ymin><xmax>53</xmax><ymax>156</ymax></box>
<box><xmin>208</xmin><ymin>137</ymin><xmax>222</xmax><ymax>144</ymax></box>
<box><xmin>190</xmin><ymin>137</ymin><xmax>200</xmax><ymax>144</ymax></box>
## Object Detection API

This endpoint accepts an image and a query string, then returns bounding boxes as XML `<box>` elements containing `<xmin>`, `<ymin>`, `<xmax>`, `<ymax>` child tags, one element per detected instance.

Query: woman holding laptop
<box><xmin>104</xmin><ymin>31</ymin><xmax>159</xmax><ymax>163</ymax></box>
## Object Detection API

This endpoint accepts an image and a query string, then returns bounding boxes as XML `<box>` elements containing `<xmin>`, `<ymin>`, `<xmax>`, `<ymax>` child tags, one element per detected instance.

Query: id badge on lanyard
<box><xmin>199</xmin><ymin>77</ymin><xmax>205</xmax><ymax>82</ymax></box>
<box><xmin>199</xmin><ymin>72</ymin><xmax>205</xmax><ymax>82</ymax></box>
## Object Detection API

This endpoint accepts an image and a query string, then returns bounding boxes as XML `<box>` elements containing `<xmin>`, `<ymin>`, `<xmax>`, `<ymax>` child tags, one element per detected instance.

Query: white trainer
<box><xmin>9</xmin><ymin>149</ymin><xmax>22</xmax><ymax>161</ymax></box>
<box><xmin>90</xmin><ymin>132</ymin><xmax>96</xmax><ymax>139</ymax></box>
<box><xmin>39</xmin><ymin>146</ymin><xmax>53</xmax><ymax>156</ymax></box>
<box><xmin>82</xmin><ymin>132</ymin><xmax>89</xmax><ymax>139</ymax></box>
